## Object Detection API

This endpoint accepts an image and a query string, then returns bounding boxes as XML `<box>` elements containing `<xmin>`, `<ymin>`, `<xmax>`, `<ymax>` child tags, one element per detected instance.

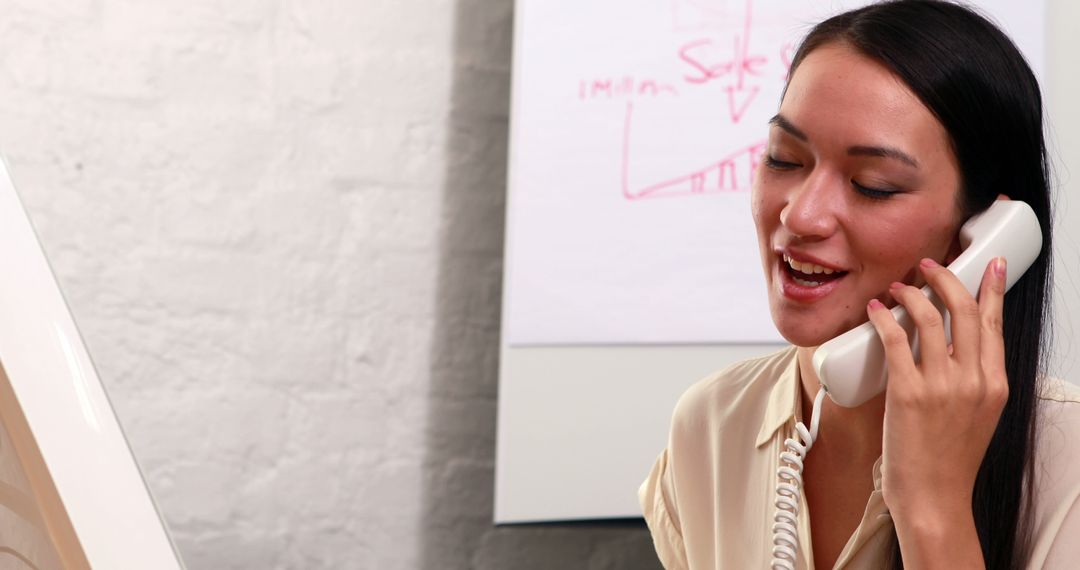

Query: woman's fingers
<box><xmin>917</xmin><ymin>258</ymin><xmax>982</xmax><ymax>365</ymax></box>
<box><xmin>867</xmin><ymin>257</ymin><xmax>1008</xmax><ymax>406</ymax></box>
<box><xmin>977</xmin><ymin>258</ymin><xmax>1008</xmax><ymax>399</ymax></box>
<box><xmin>888</xmin><ymin>281</ymin><xmax>949</xmax><ymax>373</ymax></box>
<box><xmin>866</xmin><ymin>298</ymin><xmax>920</xmax><ymax>382</ymax></box>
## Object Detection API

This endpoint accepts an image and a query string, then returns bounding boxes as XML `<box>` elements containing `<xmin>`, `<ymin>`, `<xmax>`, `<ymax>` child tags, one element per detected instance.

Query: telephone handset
<box><xmin>811</xmin><ymin>200</ymin><xmax>1044</xmax><ymax>408</ymax></box>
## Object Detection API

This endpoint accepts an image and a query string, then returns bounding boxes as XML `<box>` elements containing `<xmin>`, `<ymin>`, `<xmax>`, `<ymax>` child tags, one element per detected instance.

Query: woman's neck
<box><xmin>796</xmin><ymin>346</ymin><xmax>887</xmax><ymax>459</ymax></box>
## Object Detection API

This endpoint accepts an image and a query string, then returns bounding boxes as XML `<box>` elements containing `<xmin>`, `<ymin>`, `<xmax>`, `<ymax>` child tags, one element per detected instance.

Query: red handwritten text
<box><xmin>675</xmin><ymin>0</ymin><xmax>768</xmax><ymax>122</ymax></box>
<box><xmin>578</xmin><ymin>77</ymin><xmax>679</xmax><ymax>101</ymax></box>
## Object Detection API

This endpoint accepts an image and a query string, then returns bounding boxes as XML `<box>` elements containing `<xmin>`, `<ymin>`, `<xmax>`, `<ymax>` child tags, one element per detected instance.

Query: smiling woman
<box><xmin>638</xmin><ymin>1</ymin><xmax>1080</xmax><ymax>569</ymax></box>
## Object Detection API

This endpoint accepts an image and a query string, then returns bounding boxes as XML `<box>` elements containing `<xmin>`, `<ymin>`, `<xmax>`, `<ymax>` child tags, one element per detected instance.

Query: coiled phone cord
<box><xmin>770</xmin><ymin>387</ymin><xmax>827</xmax><ymax>570</ymax></box>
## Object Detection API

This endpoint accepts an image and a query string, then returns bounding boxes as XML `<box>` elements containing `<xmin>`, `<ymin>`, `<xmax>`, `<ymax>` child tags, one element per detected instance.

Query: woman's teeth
<box><xmin>783</xmin><ymin>254</ymin><xmax>835</xmax><ymax>275</ymax></box>
<box><xmin>782</xmin><ymin>254</ymin><xmax>846</xmax><ymax>288</ymax></box>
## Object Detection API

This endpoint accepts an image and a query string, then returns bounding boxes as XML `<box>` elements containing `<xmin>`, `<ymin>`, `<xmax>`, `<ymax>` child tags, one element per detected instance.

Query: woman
<box><xmin>639</xmin><ymin>1</ymin><xmax>1080</xmax><ymax>568</ymax></box>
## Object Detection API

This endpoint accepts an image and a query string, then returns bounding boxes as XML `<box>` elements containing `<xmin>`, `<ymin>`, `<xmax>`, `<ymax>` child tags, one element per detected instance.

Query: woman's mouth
<box><xmin>782</xmin><ymin>253</ymin><xmax>847</xmax><ymax>287</ymax></box>
<box><xmin>778</xmin><ymin>253</ymin><xmax>848</xmax><ymax>301</ymax></box>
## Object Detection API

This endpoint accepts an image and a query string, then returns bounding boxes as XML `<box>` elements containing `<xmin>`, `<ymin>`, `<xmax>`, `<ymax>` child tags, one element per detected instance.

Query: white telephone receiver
<box><xmin>811</xmin><ymin>200</ymin><xmax>1043</xmax><ymax>408</ymax></box>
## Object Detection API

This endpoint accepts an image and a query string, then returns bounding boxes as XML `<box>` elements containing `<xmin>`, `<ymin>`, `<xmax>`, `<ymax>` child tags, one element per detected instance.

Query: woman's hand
<box><xmin>866</xmin><ymin>256</ymin><xmax>1008</xmax><ymax>565</ymax></box>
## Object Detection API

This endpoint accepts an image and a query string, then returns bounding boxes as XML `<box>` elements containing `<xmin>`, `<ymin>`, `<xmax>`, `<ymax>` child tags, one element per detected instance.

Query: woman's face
<box><xmin>751</xmin><ymin>41</ymin><xmax>964</xmax><ymax>347</ymax></box>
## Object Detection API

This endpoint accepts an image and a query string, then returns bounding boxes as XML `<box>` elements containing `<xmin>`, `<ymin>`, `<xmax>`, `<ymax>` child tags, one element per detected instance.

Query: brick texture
<box><xmin>0</xmin><ymin>1</ymin><xmax>661</xmax><ymax>568</ymax></box>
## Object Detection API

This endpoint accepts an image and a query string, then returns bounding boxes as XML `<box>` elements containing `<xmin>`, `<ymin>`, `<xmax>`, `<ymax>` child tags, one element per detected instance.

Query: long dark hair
<box><xmin>787</xmin><ymin>1</ymin><xmax>1053</xmax><ymax>568</ymax></box>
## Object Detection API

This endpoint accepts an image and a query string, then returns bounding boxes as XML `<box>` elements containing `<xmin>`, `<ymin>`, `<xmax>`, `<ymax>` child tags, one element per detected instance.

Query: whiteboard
<box><xmin>496</xmin><ymin>0</ymin><xmax>1047</xmax><ymax>522</ymax></box>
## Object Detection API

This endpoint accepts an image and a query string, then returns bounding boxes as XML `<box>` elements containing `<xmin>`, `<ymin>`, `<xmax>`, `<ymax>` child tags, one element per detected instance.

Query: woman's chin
<box><xmin>774</xmin><ymin>328</ymin><xmax>830</xmax><ymax>349</ymax></box>
<box><xmin>772</xmin><ymin>316</ymin><xmax>868</xmax><ymax>348</ymax></box>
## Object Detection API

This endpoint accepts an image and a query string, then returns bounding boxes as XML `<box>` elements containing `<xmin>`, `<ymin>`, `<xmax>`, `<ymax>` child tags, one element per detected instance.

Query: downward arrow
<box><xmin>725</xmin><ymin>85</ymin><xmax>760</xmax><ymax>124</ymax></box>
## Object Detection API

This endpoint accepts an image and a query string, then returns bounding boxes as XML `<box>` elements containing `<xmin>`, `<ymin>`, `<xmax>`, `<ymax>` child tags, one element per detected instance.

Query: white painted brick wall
<box><xmin>0</xmin><ymin>1</ymin><xmax>660</xmax><ymax>568</ymax></box>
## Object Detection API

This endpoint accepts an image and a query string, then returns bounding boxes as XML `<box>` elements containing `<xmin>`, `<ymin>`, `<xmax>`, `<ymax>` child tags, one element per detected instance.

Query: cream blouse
<box><xmin>638</xmin><ymin>347</ymin><xmax>1080</xmax><ymax>569</ymax></box>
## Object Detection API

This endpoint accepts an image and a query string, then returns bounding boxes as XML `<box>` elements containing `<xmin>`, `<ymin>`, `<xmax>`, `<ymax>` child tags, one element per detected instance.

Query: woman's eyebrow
<box><xmin>768</xmin><ymin>114</ymin><xmax>808</xmax><ymax>141</ymax></box>
<box><xmin>848</xmin><ymin>145</ymin><xmax>919</xmax><ymax>168</ymax></box>
<box><xmin>769</xmin><ymin>113</ymin><xmax>919</xmax><ymax>168</ymax></box>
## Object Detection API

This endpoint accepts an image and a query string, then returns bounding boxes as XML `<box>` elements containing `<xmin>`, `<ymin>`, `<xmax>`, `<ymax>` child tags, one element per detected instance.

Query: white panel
<box><xmin>0</xmin><ymin>159</ymin><xmax>182</xmax><ymax>567</ymax></box>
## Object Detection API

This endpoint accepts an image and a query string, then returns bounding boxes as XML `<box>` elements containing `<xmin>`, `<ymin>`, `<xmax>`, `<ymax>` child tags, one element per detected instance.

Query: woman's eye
<box><xmin>852</xmin><ymin>180</ymin><xmax>900</xmax><ymax>200</ymax></box>
<box><xmin>763</xmin><ymin>155</ymin><xmax>800</xmax><ymax>170</ymax></box>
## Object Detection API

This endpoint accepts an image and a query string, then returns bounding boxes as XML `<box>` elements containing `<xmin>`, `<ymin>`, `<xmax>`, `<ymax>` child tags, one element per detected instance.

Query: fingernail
<box><xmin>994</xmin><ymin>256</ymin><xmax>1007</xmax><ymax>278</ymax></box>
<box><xmin>889</xmin><ymin>281</ymin><xmax>905</xmax><ymax>290</ymax></box>
<box><xmin>920</xmin><ymin>258</ymin><xmax>939</xmax><ymax>269</ymax></box>
<box><xmin>868</xmin><ymin>298</ymin><xmax>885</xmax><ymax>311</ymax></box>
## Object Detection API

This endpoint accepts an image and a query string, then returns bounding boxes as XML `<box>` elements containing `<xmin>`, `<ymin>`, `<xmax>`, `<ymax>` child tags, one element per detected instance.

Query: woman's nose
<box><xmin>779</xmin><ymin>173</ymin><xmax>841</xmax><ymax>240</ymax></box>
